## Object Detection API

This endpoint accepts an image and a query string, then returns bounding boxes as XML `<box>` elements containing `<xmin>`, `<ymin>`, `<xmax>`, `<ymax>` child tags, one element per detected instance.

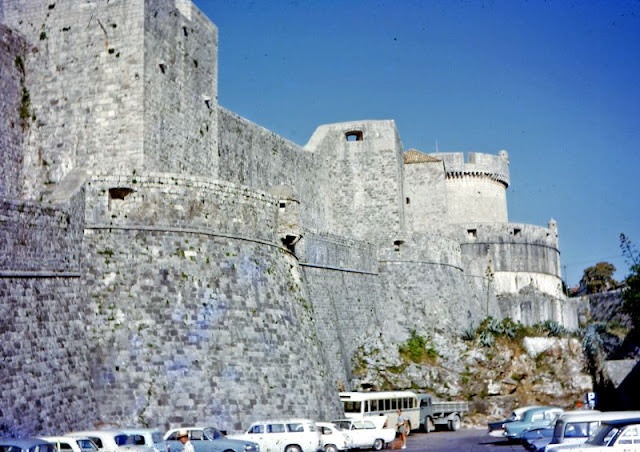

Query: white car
<box><xmin>120</xmin><ymin>429</ymin><xmax>167</xmax><ymax>452</ymax></box>
<box><xmin>40</xmin><ymin>437</ymin><xmax>99</xmax><ymax>452</ymax></box>
<box><xmin>316</xmin><ymin>423</ymin><xmax>348</xmax><ymax>452</ymax></box>
<box><xmin>568</xmin><ymin>417</ymin><xmax>640</xmax><ymax>451</ymax></box>
<box><xmin>66</xmin><ymin>431</ymin><xmax>153</xmax><ymax>452</ymax></box>
<box><xmin>228</xmin><ymin>419</ymin><xmax>321</xmax><ymax>452</ymax></box>
<box><xmin>331</xmin><ymin>419</ymin><xmax>396</xmax><ymax>451</ymax></box>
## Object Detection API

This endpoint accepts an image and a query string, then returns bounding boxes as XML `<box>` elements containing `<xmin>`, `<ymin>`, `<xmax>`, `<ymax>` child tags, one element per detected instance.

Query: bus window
<box><xmin>391</xmin><ymin>399</ymin><xmax>397</xmax><ymax>410</ymax></box>
<box><xmin>371</xmin><ymin>400</ymin><xmax>378</xmax><ymax>412</ymax></box>
<box><xmin>344</xmin><ymin>401</ymin><xmax>362</xmax><ymax>413</ymax></box>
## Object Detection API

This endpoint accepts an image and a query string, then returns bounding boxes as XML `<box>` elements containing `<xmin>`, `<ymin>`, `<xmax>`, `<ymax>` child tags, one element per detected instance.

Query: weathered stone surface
<box><xmin>0</xmin><ymin>0</ymin><xmax>589</xmax><ymax>437</ymax></box>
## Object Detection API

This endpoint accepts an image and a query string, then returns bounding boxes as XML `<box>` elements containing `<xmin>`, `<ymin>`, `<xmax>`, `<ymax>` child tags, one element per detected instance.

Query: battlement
<box><xmin>433</xmin><ymin>150</ymin><xmax>510</xmax><ymax>187</ymax></box>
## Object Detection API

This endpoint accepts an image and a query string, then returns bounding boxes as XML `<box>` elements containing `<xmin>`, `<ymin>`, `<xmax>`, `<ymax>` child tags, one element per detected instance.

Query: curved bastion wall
<box><xmin>298</xmin><ymin>232</ymin><xmax>382</xmax><ymax>390</ymax></box>
<box><xmin>82</xmin><ymin>174</ymin><xmax>343</xmax><ymax>430</ymax></box>
<box><xmin>375</xmin><ymin>232</ymin><xmax>483</xmax><ymax>341</ymax></box>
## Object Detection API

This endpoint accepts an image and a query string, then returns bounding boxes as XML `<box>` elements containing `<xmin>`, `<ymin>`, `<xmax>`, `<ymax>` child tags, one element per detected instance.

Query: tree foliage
<box><xmin>620</xmin><ymin>234</ymin><xmax>640</xmax><ymax>332</ymax></box>
<box><xmin>579</xmin><ymin>261</ymin><xmax>618</xmax><ymax>294</ymax></box>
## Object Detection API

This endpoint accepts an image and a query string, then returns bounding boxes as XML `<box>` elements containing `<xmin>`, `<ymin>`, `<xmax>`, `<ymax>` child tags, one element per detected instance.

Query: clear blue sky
<box><xmin>194</xmin><ymin>0</ymin><xmax>640</xmax><ymax>288</ymax></box>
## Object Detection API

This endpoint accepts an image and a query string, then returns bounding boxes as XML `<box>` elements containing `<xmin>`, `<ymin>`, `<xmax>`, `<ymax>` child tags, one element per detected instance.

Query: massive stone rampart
<box><xmin>0</xmin><ymin>0</ymin><xmax>585</xmax><ymax>437</ymax></box>
<box><xmin>82</xmin><ymin>174</ymin><xmax>343</xmax><ymax>430</ymax></box>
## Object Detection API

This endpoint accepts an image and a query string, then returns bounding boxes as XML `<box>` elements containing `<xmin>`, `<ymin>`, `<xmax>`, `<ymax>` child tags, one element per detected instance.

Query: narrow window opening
<box><xmin>279</xmin><ymin>201</ymin><xmax>286</xmax><ymax>210</ymax></box>
<box><xmin>203</xmin><ymin>97</ymin><xmax>211</xmax><ymax>110</ymax></box>
<box><xmin>282</xmin><ymin>235</ymin><xmax>297</xmax><ymax>254</ymax></box>
<box><xmin>183</xmin><ymin>26</ymin><xmax>189</xmax><ymax>37</ymax></box>
<box><xmin>513</xmin><ymin>228</ymin><xmax>521</xmax><ymax>237</ymax></box>
<box><xmin>406</xmin><ymin>197</ymin><xmax>410</xmax><ymax>204</ymax></box>
<box><xmin>345</xmin><ymin>130</ymin><xmax>363</xmax><ymax>142</ymax></box>
<box><xmin>109</xmin><ymin>187</ymin><xmax>135</xmax><ymax>200</ymax></box>
<box><xmin>467</xmin><ymin>229</ymin><xmax>477</xmax><ymax>239</ymax></box>
<box><xmin>393</xmin><ymin>240</ymin><xmax>404</xmax><ymax>252</ymax></box>
<box><xmin>158</xmin><ymin>63</ymin><xmax>166</xmax><ymax>74</ymax></box>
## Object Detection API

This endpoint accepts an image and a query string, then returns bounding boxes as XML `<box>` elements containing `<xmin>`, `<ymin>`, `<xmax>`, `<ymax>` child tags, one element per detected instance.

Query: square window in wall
<box><xmin>467</xmin><ymin>229</ymin><xmax>477</xmax><ymax>239</ymax></box>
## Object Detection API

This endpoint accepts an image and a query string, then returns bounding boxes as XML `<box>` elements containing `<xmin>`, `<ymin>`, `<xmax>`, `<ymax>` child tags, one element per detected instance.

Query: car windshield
<box><xmin>586</xmin><ymin>424</ymin><xmax>620</xmax><ymax>446</ymax></box>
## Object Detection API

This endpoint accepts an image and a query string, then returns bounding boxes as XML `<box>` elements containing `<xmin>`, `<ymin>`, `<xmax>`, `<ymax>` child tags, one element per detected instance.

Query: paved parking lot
<box><xmin>404</xmin><ymin>429</ymin><xmax>524</xmax><ymax>452</ymax></box>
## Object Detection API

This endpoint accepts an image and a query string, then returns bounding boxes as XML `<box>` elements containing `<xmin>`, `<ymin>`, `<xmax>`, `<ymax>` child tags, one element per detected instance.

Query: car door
<box><xmin>267</xmin><ymin>423</ymin><xmax>287</xmax><ymax>451</ymax></box>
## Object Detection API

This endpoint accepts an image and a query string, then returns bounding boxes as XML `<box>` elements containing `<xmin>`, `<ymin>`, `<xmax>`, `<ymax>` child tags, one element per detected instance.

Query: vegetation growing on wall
<box><xmin>398</xmin><ymin>329</ymin><xmax>438</xmax><ymax>364</ymax></box>
<box><xmin>14</xmin><ymin>54</ymin><xmax>33</xmax><ymax>130</ymax></box>
<box><xmin>463</xmin><ymin>316</ymin><xmax>570</xmax><ymax>349</ymax></box>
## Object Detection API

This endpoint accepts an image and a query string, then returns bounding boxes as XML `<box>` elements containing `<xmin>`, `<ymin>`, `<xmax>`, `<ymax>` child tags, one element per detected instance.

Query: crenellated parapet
<box><xmin>434</xmin><ymin>150</ymin><xmax>510</xmax><ymax>187</ymax></box>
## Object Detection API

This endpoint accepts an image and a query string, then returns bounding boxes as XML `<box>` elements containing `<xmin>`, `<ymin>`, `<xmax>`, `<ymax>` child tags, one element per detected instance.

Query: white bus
<box><xmin>339</xmin><ymin>391</ymin><xmax>420</xmax><ymax>431</ymax></box>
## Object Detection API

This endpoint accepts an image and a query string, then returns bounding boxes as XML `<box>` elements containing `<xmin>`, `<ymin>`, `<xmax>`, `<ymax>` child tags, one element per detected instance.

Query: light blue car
<box><xmin>504</xmin><ymin>406</ymin><xmax>563</xmax><ymax>442</ymax></box>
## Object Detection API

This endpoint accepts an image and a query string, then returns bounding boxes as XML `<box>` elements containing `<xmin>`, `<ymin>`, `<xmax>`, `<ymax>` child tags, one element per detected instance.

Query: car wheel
<box><xmin>284</xmin><ymin>446</ymin><xmax>302</xmax><ymax>452</ymax></box>
<box><xmin>448</xmin><ymin>414</ymin><xmax>461</xmax><ymax>431</ymax></box>
<box><xmin>373</xmin><ymin>438</ymin><xmax>384</xmax><ymax>451</ymax></box>
<box><xmin>324</xmin><ymin>444</ymin><xmax>338</xmax><ymax>452</ymax></box>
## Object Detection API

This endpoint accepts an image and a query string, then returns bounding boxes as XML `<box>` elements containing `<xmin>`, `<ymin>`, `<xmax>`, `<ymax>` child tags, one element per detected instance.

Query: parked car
<box><xmin>503</xmin><ymin>406</ymin><xmax>563</xmax><ymax>441</ymax></box>
<box><xmin>66</xmin><ymin>431</ymin><xmax>153</xmax><ymax>452</ymax></box>
<box><xmin>227</xmin><ymin>419</ymin><xmax>321</xmax><ymax>452</ymax></box>
<box><xmin>120</xmin><ymin>429</ymin><xmax>167</xmax><ymax>452</ymax></box>
<box><xmin>40</xmin><ymin>436</ymin><xmax>99</xmax><ymax>452</ymax></box>
<box><xmin>488</xmin><ymin>405</ymin><xmax>541</xmax><ymax>437</ymax></box>
<box><xmin>546</xmin><ymin>411</ymin><xmax>640</xmax><ymax>452</ymax></box>
<box><xmin>331</xmin><ymin>419</ymin><xmax>396</xmax><ymax>451</ymax></box>
<box><xmin>316</xmin><ymin>423</ymin><xmax>347</xmax><ymax>452</ymax></box>
<box><xmin>0</xmin><ymin>438</ymin><xmax>56</xmax><ymax>452</ymax></box>
<box><xmin>569</xmin><ymin>417</ymin><xmax>640</xmax><ymax>450</ymax></box>
<box><xmin>520</xmin><ymin>426</ymin><xmax>555</xmax><ymax>452</ymax></box>
<box><xmin>164</xmin><ymin>427</ymin><xmax>258</xmax><ymax>452</ymax></box>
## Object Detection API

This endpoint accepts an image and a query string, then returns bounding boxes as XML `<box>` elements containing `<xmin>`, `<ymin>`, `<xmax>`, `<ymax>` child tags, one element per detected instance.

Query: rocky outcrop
<box><xmin>350</xmin><ymin>334</ymin><xmax>592</xmax><ymax>423</ymax></box>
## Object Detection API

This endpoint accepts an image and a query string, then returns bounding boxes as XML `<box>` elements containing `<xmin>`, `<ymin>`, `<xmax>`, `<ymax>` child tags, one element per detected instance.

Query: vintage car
<box><xmin>164</xmin><ymin>427</ymin><xmax>258</xmax><ymax>452</ymax></box>
<box><xmin>487</xmin><ymin>405</ymin><xmax>541</xmax><ymax>437</ymax></box>
<box><xmin>316</xmin><ymin>423</ymin><xmax>347</xmax><ymax>452</ymax></box>
<box><xmin>120</xmin><ymin>429</ymin><xmax>167</xmax><ymax>452</ymax></box>
<box><xmin>331</xmin><ymin>419</ymin><xmax>396</xmax><ymax>451</ymax></box>
<box><xmin>520</xmin><ymin>426</ymin><xmax>555</xmax><ymax>451</ymax></box>
<box><xmin>40</xmin><ymin>436</ymin><xmax>100</xmax><ymax>452</ymax></box>
<box><xmin>66</xmin><ymin>430</ymin><xmax>153</xmax><ymax>452</ymax></box>
<box><xmin>0</xmin><ymin>438</ymin><xmax>56</xmax><ymax>452</ymax></box>
<box><xmin>545</xmin><ymin>411</ymin><xmax>640</xmax><ymax>452</ymax></box>
<box><xmin>227</xmin><ymin>419</ymin><xmax>321</xmax><ymax>452</ymax></box>
<box><xmin>569</xmin><ymin>417</ymin><xmax>640</xmax><ymax>450</ymax></box>
<box><xmin>503</xmin><ymin>406</ymin><xmax>563</xmax><ymax>441</ymax></box>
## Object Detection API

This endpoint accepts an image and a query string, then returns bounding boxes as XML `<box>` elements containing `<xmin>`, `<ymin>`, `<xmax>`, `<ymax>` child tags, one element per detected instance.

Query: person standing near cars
<box><xmin>177</xmin><ymin>430</ymin><xmax>194</xmax><ymax>452</ymax></box>
<box><xmin>396</xmin><ymin>409</ymin><xmax>408</xmax><ymax>449</ymax></box>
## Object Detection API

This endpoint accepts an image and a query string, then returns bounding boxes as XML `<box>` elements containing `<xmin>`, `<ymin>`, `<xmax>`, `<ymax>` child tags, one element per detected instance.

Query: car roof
<box><xmin>250</xmin><ymin>419</ymin><xmax>314</xmax><ymax>424</ymax></box>
<box><xmin>0</xmin><ymin>438</ymin><xmax>53</xmax><ymax>447</ymax></box>
<box><xmin>66</xmin><ymin>431</ymin><xmax>127</xmax><ymax>438</ymax></box>
<box><xmin>40</xmin><ymin>437</ymin><xmax>89</xmax><ymax>442</ymax></box>
<box><xmin>601</xmin><ymin>416</ymin><xmax>640</xmax><ymax>427</ymax></box>
<box><xmin>558</xmin><ymin>410</ymin><xmax>640</xmax><ymax>423</ymax></box>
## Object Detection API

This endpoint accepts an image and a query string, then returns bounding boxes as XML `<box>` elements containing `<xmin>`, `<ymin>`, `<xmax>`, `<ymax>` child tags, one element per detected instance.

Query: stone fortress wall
<box><xmin>0</xmin><ymin>0</ymin><xmax>585</xmax><ymax>437</ymax></box>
